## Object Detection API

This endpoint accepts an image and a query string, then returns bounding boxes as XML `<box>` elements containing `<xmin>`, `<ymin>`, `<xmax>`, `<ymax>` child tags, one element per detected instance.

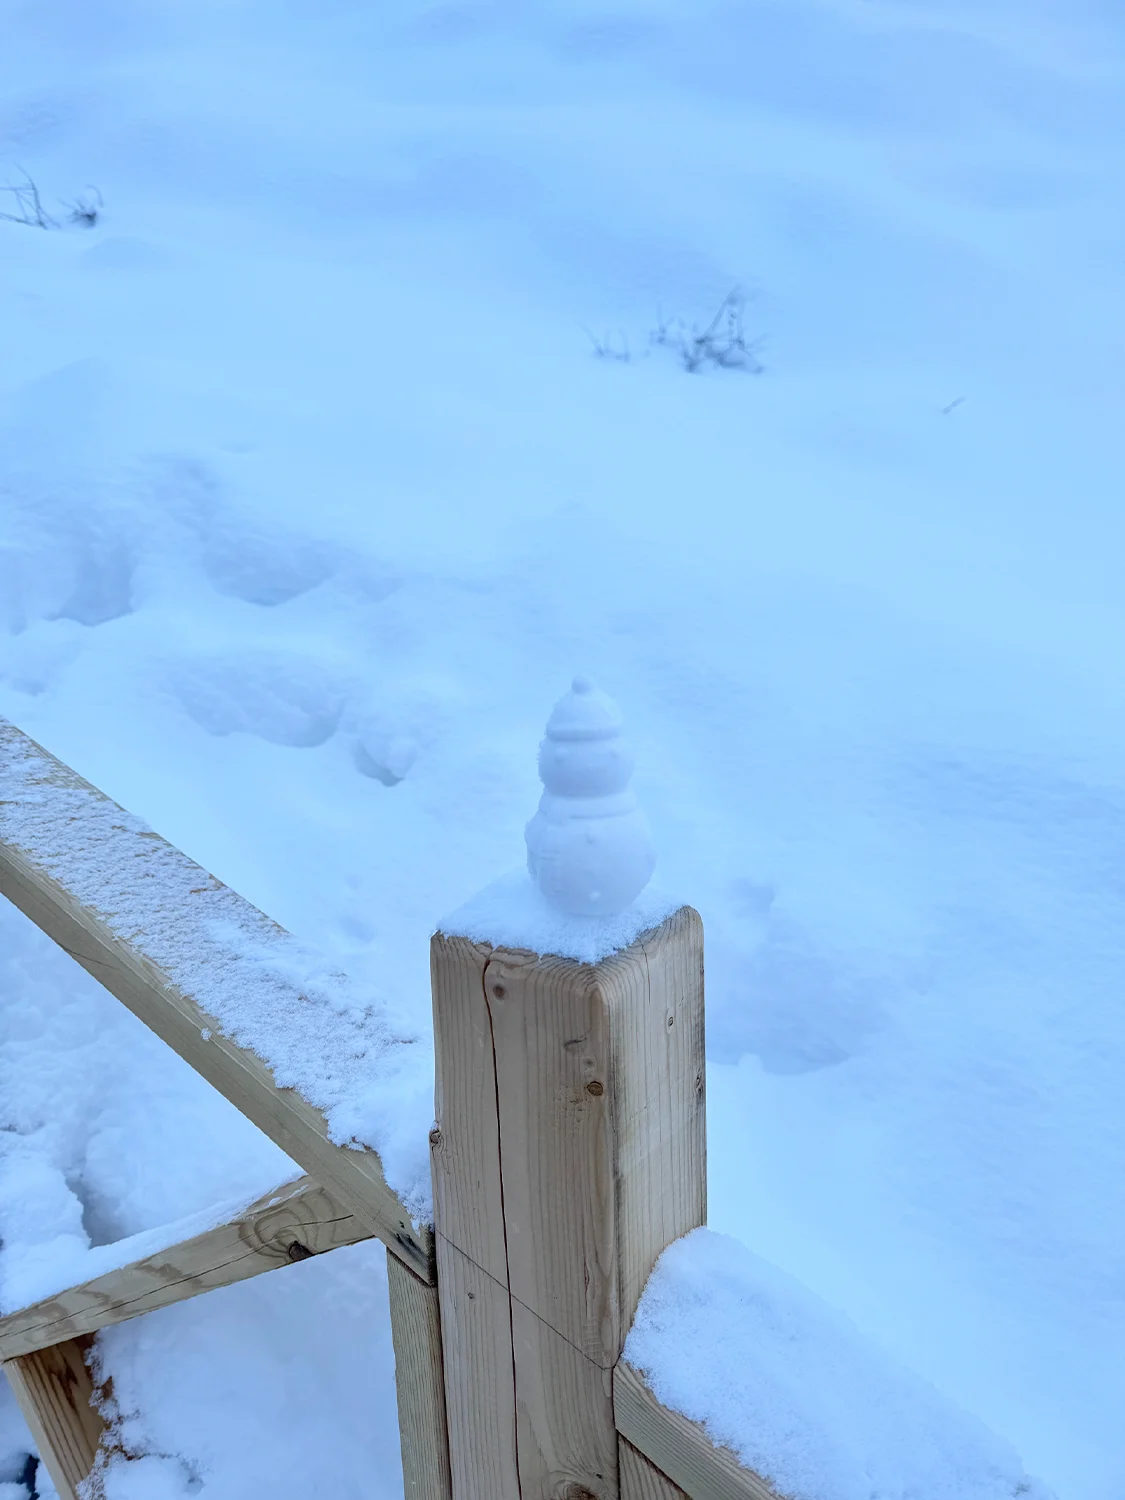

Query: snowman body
<box><xmin>525</xmin><ymin>677</ymin><xmax>656</xmax><ymax>918</ymax></box>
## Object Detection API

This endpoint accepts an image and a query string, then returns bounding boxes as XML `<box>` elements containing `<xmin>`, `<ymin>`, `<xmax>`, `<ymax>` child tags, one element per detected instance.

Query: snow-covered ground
<box><xmin>3</xmin><ymin>1</ymin><xmax>1124</xmax><ymax>1496</ymax></box>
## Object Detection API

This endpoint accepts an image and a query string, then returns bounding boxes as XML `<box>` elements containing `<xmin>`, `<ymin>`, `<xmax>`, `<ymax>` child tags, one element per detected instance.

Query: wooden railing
<box><xmin>0</xmin><ymin>717</ymin><xmax>772</xmax><ymax>1500</ymax></box>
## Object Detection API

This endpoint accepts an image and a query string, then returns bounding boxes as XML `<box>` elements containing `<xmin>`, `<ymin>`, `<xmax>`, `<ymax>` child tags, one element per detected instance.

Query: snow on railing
<box><xmin>0</xmin><ymin>718</ymin><xmax>434</xmax><ymax>1258</ymax></box>
<box><xmin>0</xmin><ymin>698</ymin><xmax>1050</xmax><ymax>1500</ymax></box>
<box><xmin>621</xmin><ymin>1230</ymin><xmax>1050</xmax><ymax>1500</ymax></box>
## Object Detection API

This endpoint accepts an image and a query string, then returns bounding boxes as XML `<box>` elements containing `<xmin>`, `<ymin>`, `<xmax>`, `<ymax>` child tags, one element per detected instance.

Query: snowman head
<box><xmin>537</xmin><ymin>676</ymin><xmax>636</xmax><ymax>799</ymax></box>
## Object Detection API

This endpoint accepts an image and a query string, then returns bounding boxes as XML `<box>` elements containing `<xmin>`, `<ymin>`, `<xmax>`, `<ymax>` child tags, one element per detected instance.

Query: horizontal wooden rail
<box><xmin>0</xmin><ymin>718</ymin><xmax>432</xmax><ymax>1282</ymax></box>
<box><xmin>0</xmin><ymin>1176</ymin><xmax>368</xmax><ymax>1360</ymax></box>
<box><xmin>615</xmin><ymin>1363</ymin><xmax>778</xmax><ymax>1500</ymax></box>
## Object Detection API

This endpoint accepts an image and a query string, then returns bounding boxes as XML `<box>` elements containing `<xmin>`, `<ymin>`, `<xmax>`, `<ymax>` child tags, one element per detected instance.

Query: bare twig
<box><xmin>650</xmin><ymin>288</ymin><xmax>763</xmax><ymax>374</ymax></box>
<box><xmin>66</xmin><ymin>186</ymin><xmax>103</xmax><ymax>227</ymax></box>
<box><xmin>583</xmin><ymin>326</ymin><xmax>632</xmax><ymax>363</ymax></box>
<box><xmin>1</xmin><ymin>169</ymin><xmax>103</xmax><ymax>230</ymax></box>
<box><xmin>0</xmin><ymin>167</ymin><xmax>57</xmax><ymax>228</ymax></box>
<box><xmin>584</xmin><ymin>288</ymin><xmax>765</xmax><ymax>376</ymax></box>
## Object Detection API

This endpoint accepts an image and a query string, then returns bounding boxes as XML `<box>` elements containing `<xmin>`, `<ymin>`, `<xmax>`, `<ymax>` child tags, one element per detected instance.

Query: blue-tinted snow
<box><xmin>2</xmin><ymin>0</ymin><xmax>1124</xmax><ymax>1495</ymax></box>
<box><xmin>627</xmin><ymin>1229</ymin><xmax>1052</xmax><ymax>1500</ymax></box>
<box><xmin>440</xmin><ymin>869</ymin><xmax>683</xmax><ymax>963</ymax></box>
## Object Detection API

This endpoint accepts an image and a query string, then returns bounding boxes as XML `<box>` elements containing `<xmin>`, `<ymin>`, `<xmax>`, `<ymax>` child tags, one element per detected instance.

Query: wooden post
<box><xmin>430</xmin><ymin>906</ymin><xmax>706</xmax><ymax>1500</ymax></box>
<box><xmin>387</xmin><ymin>1249</ymin><xmax>454</xmax><ymax>1500</ymax></box>
<box><xmin>3</xmin><ymin>1337</ymin><xmax>104</xmax><ymax>1500</ymax></box>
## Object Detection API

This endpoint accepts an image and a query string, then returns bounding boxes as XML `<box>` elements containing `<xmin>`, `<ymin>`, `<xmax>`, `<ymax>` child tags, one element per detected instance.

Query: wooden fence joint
<box><xmin>431</xmin><ymin>905</ymin><xmax>706</xmax><ymax>1500</ymax></box>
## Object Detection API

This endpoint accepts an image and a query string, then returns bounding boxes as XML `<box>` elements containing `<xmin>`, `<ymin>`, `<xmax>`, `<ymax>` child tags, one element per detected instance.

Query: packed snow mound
<box><xmin>627</xmin><ymin>1229</ymin><xmax>1053</xmax><ymax>1500</ymax></box>
<box><xmin>440</xmin><ymin>869</ymin><xmax>682</xmax><ymax>963</ymax></box>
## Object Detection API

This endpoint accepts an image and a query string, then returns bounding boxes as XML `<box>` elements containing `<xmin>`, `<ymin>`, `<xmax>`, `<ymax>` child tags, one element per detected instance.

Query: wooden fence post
<box><xmin>387</xmin><ymin>1249</ymin><xmax>453</xmax><ymax>1500</ymax></box>
<box><xmin>430</xmin><ymin>905</ymin><xmax>706</xmax><ymax>1500</ymax></box>
<box><xmin>3</xmin><ymin>1337</ymin><xmax>104</xmax><ymax>1500</ymax></box>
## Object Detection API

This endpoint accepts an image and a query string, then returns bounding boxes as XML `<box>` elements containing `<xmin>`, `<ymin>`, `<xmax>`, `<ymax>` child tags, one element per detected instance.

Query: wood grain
<box><xmin>619</xmin><ymin>1437</ymin><xmax>688</xmax><ymax>1500</ymax></box>
<box><xmin>509</xmin><ymin>1299</ymin><xmax>616</xmax><ymax>1499</ymax></box>
<box><xmin>485</xmin><ymin>943</ymin><xmax>619</xmax><ymax>1498</ymax></box>
<box><xmin>609</xmin><ymin>908</ymin><xmax>707</xmax><ymax>1334</ymax></box>
<box><xmin>430</xmin><ymin>933</ymin><xmax>520</xmax><ymax>1500</ymax></box>
<box><xmin>3</xmin><ymin>1336</ymin><xmax>103</xmax><ymax>1500</ymax></box>
<box><xmin>0</xmin><ymin>1176</ymin><xmax>369</xmax><ymax>1360</ymax></box>
<box><xmin>0</xmin><ymin>719</ymin><xmax>431</xmax><ymax>1281</ymax></box>
<box><xmin>613</xmin><ymin>1364</ymin><xmax>779</xmax><ymax>1500</ymax></box>
<box><xmin>491</xmin><ymin>908</ymin><xmax>705</xmax><ymax>1500</ymax></box>
<box><xmin>387</xmin><ymin>1250</ymin><xmax>453</xmax><ymax>1500</ymax></box>
<box><xmin>431</xmin><ymin>909</ymin><xmax>706</xmax><ymax>1500</ymax></box>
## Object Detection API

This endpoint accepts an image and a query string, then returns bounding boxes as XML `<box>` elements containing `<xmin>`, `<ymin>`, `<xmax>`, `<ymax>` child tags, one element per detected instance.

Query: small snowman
<box><xmin>525</xmin><ymin>676</ymin><xmax>656</xmax><ymax>918</ymax></box>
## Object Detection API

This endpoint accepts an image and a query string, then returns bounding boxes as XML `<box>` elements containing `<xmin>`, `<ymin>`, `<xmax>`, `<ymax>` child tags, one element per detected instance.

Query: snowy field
<box><xmin>2</xmin><ymin>0</ymin><xmax>1125</xmax><ymax>1496</ymax></box>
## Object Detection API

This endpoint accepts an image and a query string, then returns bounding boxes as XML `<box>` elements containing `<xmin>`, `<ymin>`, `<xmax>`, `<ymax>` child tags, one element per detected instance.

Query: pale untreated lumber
<box><xmin>0</xmin><ymin>719</ymin><xmax>432</xmax><ymax>1282</ymax></box>
<box><xmin>431</xmin><ymin>906</ymin><xmax>706</xmax><ymax>1500</ymax></box>
<box><xmin>3</xmin><ymin>1336</ymin><xmax>104</xmax><ymax>1500</ymax></box>
<box><xmin>619</xmin><ymin>1437</ymin><xmax>688</xmax><ymax>1500</ymax></box>
<box><xmin>0</xmin><ymin>1176</ymin><xmax>369</xmax><ymax>1360</ymax></box>
<box><xmin>614</xmin><ymin>1363</ymin><xmax>779</xmax><ymax>1500</ymax></box>
<box><xmin>429</xmin><ymin>933</ymin><xmax>521</xmax><ymax>1500</ymax></box>
<box><xmin>387</xmin><ymin>1250</ymin><xmax>454</xmax><ymax>1500</ymax></box>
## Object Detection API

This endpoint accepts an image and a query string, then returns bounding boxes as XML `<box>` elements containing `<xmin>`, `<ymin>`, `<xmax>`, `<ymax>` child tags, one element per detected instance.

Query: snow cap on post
<box><xmin>525</xmin><ymin>675</ymin><xmax>656</xmax><ymax>917</ymax></box>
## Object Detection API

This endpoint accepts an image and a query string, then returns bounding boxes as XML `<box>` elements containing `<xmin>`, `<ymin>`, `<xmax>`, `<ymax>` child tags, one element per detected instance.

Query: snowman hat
<box><xmin>544</xmin><ymin>675</ymin><xmax>625</xmax><ymax>742</ymax></box>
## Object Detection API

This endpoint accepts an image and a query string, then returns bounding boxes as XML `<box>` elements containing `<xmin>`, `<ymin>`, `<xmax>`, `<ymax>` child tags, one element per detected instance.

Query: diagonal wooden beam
<box><xmin>620</xmin><ymin>1436</ymin><xmax>690</xmax><ymax>1500</ymax></box>
<box><xmin>0</xmin><ymin>1176</ymin><xmax>370</xmax><ymax>1361</ymax></box>
<box><xmin>614</xmin><ymin>1362</ymin><xmax>780</xmax><ymax>1500</ymax></box>
<box><xmin>0</xmin><ymin>718</ymin><xmax>433</xmax><ymax>1282</ymax></box>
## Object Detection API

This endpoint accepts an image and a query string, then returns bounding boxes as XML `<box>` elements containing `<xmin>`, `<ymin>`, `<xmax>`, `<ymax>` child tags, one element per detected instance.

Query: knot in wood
<box><xmin>585</xmin><ymin>1080</ymin><xmax>604</xmax><ymax>1096</ymax></box>
<box><xmin>428</xmin><ymin>1127</ymin><xmax>443</xmax><ymax>1147</ymax></box>
<box><xmin>286</xmin><ymin>1241</ymin><xmax>314</xmax><ymax>1263</ymax></box>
